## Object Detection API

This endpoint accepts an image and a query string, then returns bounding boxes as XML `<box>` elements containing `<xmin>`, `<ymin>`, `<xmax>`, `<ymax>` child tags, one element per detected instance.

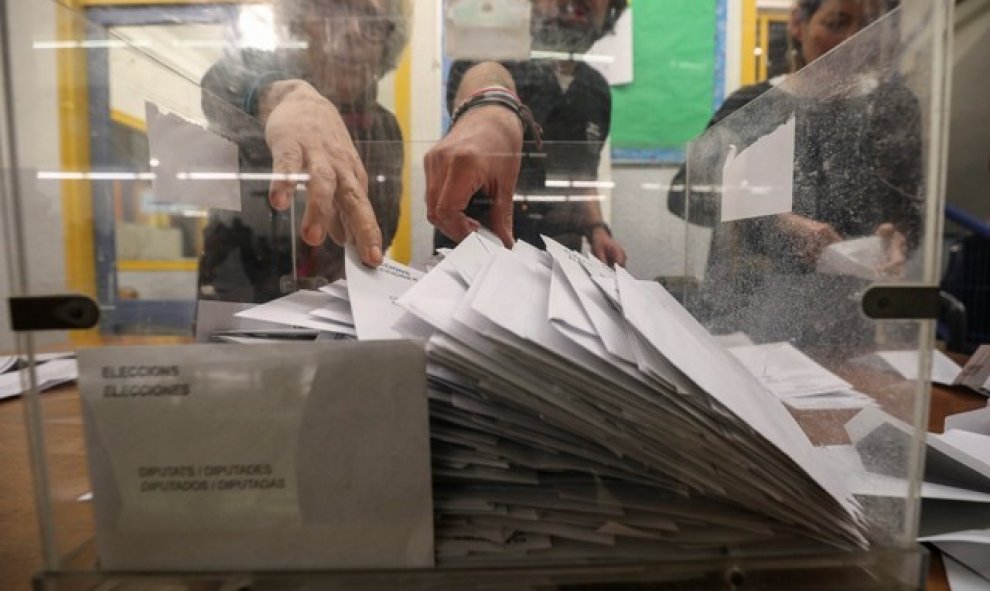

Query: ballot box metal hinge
<box><xmin>861</xmin><ymin>285</ymin><xmax>941</xmax><ymax>320</ymax></box>
<box><xmin>8</xmin><ymin>295</ymin><xmax>101</xmax><ymax>331</ymax></box>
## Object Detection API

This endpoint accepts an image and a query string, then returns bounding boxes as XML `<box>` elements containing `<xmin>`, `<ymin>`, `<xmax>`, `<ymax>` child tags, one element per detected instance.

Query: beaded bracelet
<box><xmin>450</xmin><ymin>86</ymin><xmax>543</xmax><ymax>149</ymax></box>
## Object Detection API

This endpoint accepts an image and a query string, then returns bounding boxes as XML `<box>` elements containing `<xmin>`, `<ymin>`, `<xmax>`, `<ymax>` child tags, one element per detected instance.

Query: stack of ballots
<box><xmin>236</xmin><ymin>231</ymin><xmax>866</xmax><ymax>564</ymax></box>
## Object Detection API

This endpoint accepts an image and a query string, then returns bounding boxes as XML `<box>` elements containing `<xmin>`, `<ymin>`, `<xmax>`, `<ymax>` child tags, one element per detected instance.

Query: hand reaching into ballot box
<box><xmin>777</xmin><ymin>214</ymin><xmax>910</xmax><ymax>277</ymax></box>
<box><xmin>424</xmin><ymin>103</ymin><xmax>524</xmax><ymax>249</ymax></box>
<box><xmin>424</xmin><ymin>62</ymin><xmax>525</xmax><ymax>250</ymax></box>
<box><xmin>260</xmin><ymin>80</ymin><xmax>384</xmax><ymax>269</ymax></box>
<box><xmin>589</xmin><ymin>225</ymin><xmax>627</xmax><ymax>268</ymax></box>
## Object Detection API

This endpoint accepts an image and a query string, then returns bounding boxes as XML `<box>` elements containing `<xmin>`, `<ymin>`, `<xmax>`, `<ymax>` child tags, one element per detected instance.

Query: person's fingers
<box><xmin>325</xmin><ymin>202</ymin><xmax>347</xmax><ymax>246</ymax></box>
<box><xmin>612</xmin><ymin>244</ymin><xmax>628</xmax><ymax>267</ymax></box>
<box><xmin>488</xmin><ymin>182</ymin><xmax>516</xmax><ymax>248</ymax></box>
<box><xmin>875</xmin><ymin>222</ymin><xmax>896</xmax><ymax>240</ymax></box>
<box><xmin>334</xmin><ymin>164</ymin><xmax>383</xmax><ymax>267</ymax></box>
<box><xmin>592</xmin><ymin>240</ymin><xmax>607</xmax><ymax>263</ymax></box>
<box><xmin>434</xmin><ymin>157</ymin><xmax>483</xmax><ymax>243</ymax></box>
<box><xmin>822</xmin><ymin>225</ymin><xmax>842</xmax><ymax>245</ymax></box>
<box><xmin>424</xmin><ymin>151</ymin><xmax>442</xmax><ymax>227</ymax></box>
<box><xmin>877</xmin><ymin>256</ymin><xmax>906</xmax><ymax>278</ymax></box>
<box><xmin>879</xmin><ymin>229</ymin><xmax>907</xmax><ymax>277</ymax></box>
<box><xmin>268</xmin><ymin>138</ymin><xmax>305</xmax><ymax>210</ymax></box>
<box><xmin>299</xmin><ymin>150</ymin><xmax>337</xmax><ymax>245</ymax></box>
<box><xmin>299</xmin><ymin>199</ymin><xmax>329</xmax><ymax>246</ymax></box>
<box><xmin>594</xmin><ymin>239</ymin><xmax>626</xmax><ymax>268</ymax></box>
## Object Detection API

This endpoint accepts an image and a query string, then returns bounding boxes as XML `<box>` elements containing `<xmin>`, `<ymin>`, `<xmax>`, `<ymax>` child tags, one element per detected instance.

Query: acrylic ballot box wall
<box><xmin>0</xmin><ymin>0</ymin><xmax>951</xmax><ymax>589</ymax></box>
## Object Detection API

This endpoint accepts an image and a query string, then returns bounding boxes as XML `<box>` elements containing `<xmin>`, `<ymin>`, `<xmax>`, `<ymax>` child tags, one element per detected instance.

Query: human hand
<box><xmin>590</xmin><ymin>227</ymin><xmax>627</xmax><ymax>267</ymax></box>
<box><xmin>424</xmin><ymin>105</ymin><xmax>523</xmax><ymax>248</ymax></box>
<box><xmin>875</xmin><ymin>222</ymin><xmax>908</xmax><ymax>277</ymax></box>
<box><xmin>261</xmin><ymin>80</ymin><xmax>383</xmax><ymax>267</ymax></box>
<box><xmin>776</xmin><ymin>213</ymin><xmax>842</xmax><ymax>263</ymax></box>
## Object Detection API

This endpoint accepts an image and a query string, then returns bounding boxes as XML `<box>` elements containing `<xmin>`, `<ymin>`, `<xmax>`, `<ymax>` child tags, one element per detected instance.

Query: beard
<box><xmin>530</xmin><ymin>16</ymin><xmax>602</xmax><ymax>54</ymax></box>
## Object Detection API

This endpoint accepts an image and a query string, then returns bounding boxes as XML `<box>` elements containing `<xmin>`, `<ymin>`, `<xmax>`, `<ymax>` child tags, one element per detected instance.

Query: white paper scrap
<box><xmin>728</xmin><ymin>342</ymin><xmax>853</xmax><ymax>398</ymax></box>
<box><xmin>816</xmin><ymin>236</ymin><xmax>886</xmax><ymax>280</ymax></box>
<box><xmin>956</xmin><ymin>346</ymin><xmax>990</xmax><ymax>396</ymax></box>
<box><xmin>720</xmin><ymin>116</ymin><xmax>795</xmax><ymax>222</ymax></box>
<box><xmin>235</xmin><ymin>290</ymin><xmax>356</xmax><ymax>336</ymax></box>
<box><xmin>0</xmin><ymin>358</ymin><xmax>79</xmax><ymax>401</ymax></box>
<box><xmin>875</xmin><ymin>349</ymin><xmax>962</xmax><ymax>385</ymax></box>
<box><xmin>146</xmin><ymin>102</ymin><xmax>240</xmax><ymax>211</ymax></box>
<box><xmin>946</xmin><ymin>404</ymin><xmax>990</xmax><ymax>436</ymax></box>
<box><xmin>943</xmin><ymin>556</ymin><xmax>990</xmax><ymax>591</ymax></box>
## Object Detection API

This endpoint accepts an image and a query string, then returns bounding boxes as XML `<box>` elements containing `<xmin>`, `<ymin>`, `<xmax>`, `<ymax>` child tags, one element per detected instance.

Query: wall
<box><xmin>947</xmin><ymin>0</ymin><xmax>990</xmax><ymax>220</ymax></box>
<box><xmin>610</xmin><ymin>165</ymin><xmax>712</xmax><ymax>282</ymax></box>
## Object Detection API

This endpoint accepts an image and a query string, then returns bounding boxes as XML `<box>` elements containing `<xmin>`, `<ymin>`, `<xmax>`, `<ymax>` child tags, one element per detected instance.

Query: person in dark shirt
<box><xmin>198</xmin><ymin>0</ymin><xmax>409</xmax><ymax>302</ymax></box>
<box><xmin>427</xmin><ymin>0</ymin><xmax>628</xmax><ymax>266</ymax></box>
<box><xmin>669</xmin><ymin>0</ymin><xmax>922</xmax><ymax>343</ymax></box>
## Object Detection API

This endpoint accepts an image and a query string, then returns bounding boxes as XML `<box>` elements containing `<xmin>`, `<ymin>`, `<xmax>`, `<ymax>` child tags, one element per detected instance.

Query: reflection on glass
<box><xmin>197</xmin><ymin>1</ymin><xmax>410</xmax><ymax>303</ymax></box>
<box><xmin>682</xmin><ymin>4</ymin><xmax>923</xmax><ymax>354</ymax></box>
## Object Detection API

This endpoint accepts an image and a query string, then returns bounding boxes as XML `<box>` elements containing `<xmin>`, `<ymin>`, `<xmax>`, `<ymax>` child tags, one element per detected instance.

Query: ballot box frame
<box><xmin>1</xmin><ymin>0</ymin><xmax>953</xmax><ymax>589</ymax></box>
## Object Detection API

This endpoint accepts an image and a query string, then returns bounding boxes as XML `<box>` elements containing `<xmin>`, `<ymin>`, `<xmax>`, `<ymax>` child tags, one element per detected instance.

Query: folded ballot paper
<box><xmin>226</xmin><ymin>233</ymin><xmax>869</xmax><ymax>565</ymax></box>
<box><xmin>816</xmin><ymin>236</ymin><xmax>887</xmax><ymax>280</ymax></box>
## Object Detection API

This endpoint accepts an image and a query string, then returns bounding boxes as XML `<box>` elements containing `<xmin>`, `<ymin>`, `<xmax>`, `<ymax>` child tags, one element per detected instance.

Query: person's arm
<box><xmin>258</xmin><ymin>80</ymin><xmax>383</xmax><ymax>268</ymax></box>
<box><xmin>424</xmin><ymin>62</ymin><xmax>525</xmax><ymax>247</ymax></box>
<box><xmin>200</xmin><ymin>51</ymin><xmax>383</xmax><ymax>268</ymax></box>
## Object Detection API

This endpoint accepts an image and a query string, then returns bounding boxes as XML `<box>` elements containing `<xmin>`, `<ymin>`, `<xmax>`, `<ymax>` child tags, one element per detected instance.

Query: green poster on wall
<box><xmin>611</xmin><ymin>1</ymin><xmax>717</xmax><ymax>157</ymax></box>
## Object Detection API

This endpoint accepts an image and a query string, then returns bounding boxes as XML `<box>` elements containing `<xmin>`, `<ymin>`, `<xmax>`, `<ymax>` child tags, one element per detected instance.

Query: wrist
<box><xmin>450</xmin><ymin>86</ymin><xmax>542</xmax><ymax>148</ymax></box>
<box><xmin>258</xmin><ymin>79</ymin><xmax>315</xmax><ymax>120</ymax></box>
<box><xmin>586</xmin><ymin>222</ymin><xmax>611</xmax><ymax>241</ymax></box>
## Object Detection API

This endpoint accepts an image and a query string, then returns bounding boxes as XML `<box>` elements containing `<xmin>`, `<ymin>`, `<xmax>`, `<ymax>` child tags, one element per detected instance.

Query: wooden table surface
<box><xmin>0</xmin><ymin>344</ymin><xmax>986</xmax><ymax>591</ymax></box>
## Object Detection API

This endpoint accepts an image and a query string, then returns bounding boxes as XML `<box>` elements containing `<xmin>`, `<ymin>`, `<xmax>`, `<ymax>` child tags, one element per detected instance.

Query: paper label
<box><xmin>78</xmin><ymin>342</ymin><xmax>433</xmax><ymax>570</ymax></box>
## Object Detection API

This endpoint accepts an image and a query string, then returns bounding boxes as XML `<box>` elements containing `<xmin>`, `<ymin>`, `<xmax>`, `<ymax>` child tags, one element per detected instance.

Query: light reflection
<box><xmin>530</xmin><ymin>50</ymin><xmax>615</xmax><ymax>64</ymax></box>
<box><xmin>32</xmin><ymin>39</ymin><xmax>150</xmax><ymax>49</ymax></box>
<box><xmin>237</xmin><ymin>6</ymin><xmax>278</xmax><ymax>51</ymax></box>
<box><xmin>514</xmin><ymin>194</ymin><xmax>605</xmax><ymax>202</ymax></box>
<box><xmin>37</xmin><ymin>171</ymin><xmax>156</xmax><ymax>181</ymax></box>
<box><xmin>546</xmin><ymin>179</ymin><xmax>615</xmax><ymax>189</ymax></box>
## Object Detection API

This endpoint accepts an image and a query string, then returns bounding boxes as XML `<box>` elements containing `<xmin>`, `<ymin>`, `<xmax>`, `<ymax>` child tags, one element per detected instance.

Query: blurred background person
<box><xmin>669</xmin><ymin>0</ymin><xmax>922</xmax><ymax>345</ymax></box>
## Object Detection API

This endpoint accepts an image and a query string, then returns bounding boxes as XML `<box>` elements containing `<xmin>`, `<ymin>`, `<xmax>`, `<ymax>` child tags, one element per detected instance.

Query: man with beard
<box><xmin>427</xmin><ymin>0</ymin><xmax>629</xmax><ymax>266</ymax></box>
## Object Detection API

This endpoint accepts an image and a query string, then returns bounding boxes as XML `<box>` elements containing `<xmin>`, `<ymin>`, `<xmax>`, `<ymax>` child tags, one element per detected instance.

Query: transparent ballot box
<box><xmin>0</xmin><ymin>0</ymin><xmax>952</xmax><ymax>589</ymax></box>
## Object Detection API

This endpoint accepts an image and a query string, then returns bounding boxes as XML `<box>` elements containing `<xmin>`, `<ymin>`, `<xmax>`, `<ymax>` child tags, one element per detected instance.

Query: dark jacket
<box><xmin>676</xmin><ymin>78</ymin><xmax>924</xmax><ymax>344</ymax></box>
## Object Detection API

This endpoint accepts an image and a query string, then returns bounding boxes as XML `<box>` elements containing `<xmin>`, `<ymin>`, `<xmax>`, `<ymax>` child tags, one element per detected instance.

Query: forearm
<box><xmin>581</xmin><ymin>196</ymin><xmax>605</xmax><ymax>227</ymax></box>
<box><xmin>453</xmin><ymin>62</ymin><xmax>516</xmax><ymax>107</ymax></box>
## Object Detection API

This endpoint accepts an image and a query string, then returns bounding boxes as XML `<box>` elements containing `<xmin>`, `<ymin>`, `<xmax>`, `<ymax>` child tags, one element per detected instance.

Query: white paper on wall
<box><xmin>587</xmin><ymin>9</ymin><xmax>634</xmax><ymax>86</ymax></box>
<box><xmin>146</xmin><ymin>102</ymin><xmax>241</xmax><ymax>212</ymax></box>
<box><xmin>720</xmin><ymin>116</ymin><xmax>795</xmax><ymax>222</ymax></box>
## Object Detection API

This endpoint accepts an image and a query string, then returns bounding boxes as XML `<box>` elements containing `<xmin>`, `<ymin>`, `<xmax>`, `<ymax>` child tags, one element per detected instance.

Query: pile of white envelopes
<box><xmin>238</xmin><ymin>232</ymin><xmax>867</xmax><ymax>564</ymax></box>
